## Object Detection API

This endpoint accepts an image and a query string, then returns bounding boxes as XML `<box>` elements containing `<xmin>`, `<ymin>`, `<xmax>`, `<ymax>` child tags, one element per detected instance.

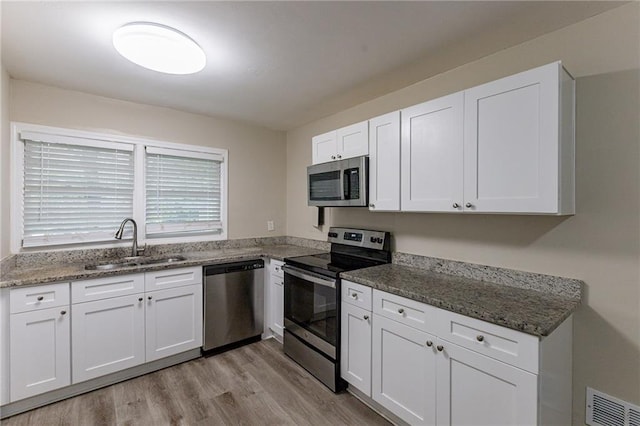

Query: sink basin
<box><xmin>138</xmin><ymin>256</ymin><xmax>186</xmax><ymax>265</ymax></box>
<box><xmin>85</xmin><ymin>255</ymin><xmax>187</xmax><ymax>270</ymax></box>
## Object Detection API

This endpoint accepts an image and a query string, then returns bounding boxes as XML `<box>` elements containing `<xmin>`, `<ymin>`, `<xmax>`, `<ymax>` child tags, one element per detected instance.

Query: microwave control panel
<box><xmin>327</xmin><ymin>227</ymin><xmax>389</xmax><ymax>251</ymax></box>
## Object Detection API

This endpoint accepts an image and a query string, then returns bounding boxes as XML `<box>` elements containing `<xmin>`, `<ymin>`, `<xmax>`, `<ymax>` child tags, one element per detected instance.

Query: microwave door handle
<box><xmin>342</xmin><ymin>169</ymin><xmax>349</xmax><ymax>200</ymax></box>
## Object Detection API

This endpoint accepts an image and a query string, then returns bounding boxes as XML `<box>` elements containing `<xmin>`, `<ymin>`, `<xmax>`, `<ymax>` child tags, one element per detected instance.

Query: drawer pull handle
<box><xmin>60</xmin><ymin>310</ymin><xmax>67</xmax><ymax>315</ymax></box>
<box><xmin>363</xmin><ymin>315</ymin><xmax>369</xmax><ymax>320</ymax></box>
<box><xmin>37</xmin><ymin>296</ymin><xmax>44</xmax><ymax>301</ymax></box>
<box><xmin>397</xmin><ymin>308</ymin><xmax>405</xmax><ymax>314</ymax></box>
<box><xmin>351</xmin><ymin>293</ymin><xmax>358</xmax><ymax>299</ymax></box>
<box><xmin>426</xmin><ymin>341</ymin><xmax>433</xmax><ymax>347</ymax></box>
<box><xmin>476</xmin><ymin>335</ymin><xmax>485</xmax><ymax>342</ymax></box>
<box><xmin>436</xmin><ymin>345</ymin><xmax>444</xmax><ymax>352</ymax></box>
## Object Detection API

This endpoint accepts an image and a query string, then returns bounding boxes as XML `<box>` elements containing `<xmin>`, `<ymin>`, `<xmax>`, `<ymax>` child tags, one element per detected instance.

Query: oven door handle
<box><xmin>283</xmin><ymin>265</ymin><xmax>336</xmax><ymax>289</ymax></box>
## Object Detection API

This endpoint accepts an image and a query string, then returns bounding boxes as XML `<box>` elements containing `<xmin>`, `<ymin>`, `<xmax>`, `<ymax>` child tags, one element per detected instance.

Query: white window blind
<box><xmin>145</xmin><ymin>146</ymin><xmax>223</xmax><ymax>236</ymax></box>
<box><xmin>21</xmin><ymin>133</ymin><xmax>134</xmax><ymax>248</ymax></box>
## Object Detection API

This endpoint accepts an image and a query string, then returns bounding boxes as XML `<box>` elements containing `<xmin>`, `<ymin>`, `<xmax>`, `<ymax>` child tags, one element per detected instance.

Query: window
<box><xmin>145</xmin><ymin>147</ymin><xmax>224</xmax><ymax>236</ymax></box>
<box><xmin>13</xmin><ymin>123</ymin><xmax>227</xmax><ymax>250</ymax></box>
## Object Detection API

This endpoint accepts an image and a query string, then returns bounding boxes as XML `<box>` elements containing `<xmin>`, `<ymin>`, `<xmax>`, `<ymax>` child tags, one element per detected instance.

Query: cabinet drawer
<box><xmin>72</xmin><ymin>274</ymin><xmax>144</xmax><ymax>303</ymax></box>
<box><xmin>373</xmin><ymin>290</ymin><xmax>437</xmax><ymax>333</ymax></box>
<box><xmin>145</xmin><ymin>266</ymin><xmax>202</xmax><ymax>292</ymax></box>
<box><xmin>436</xmin><ymin>309</ymin><xmax>539</xmax><ymax>373</ymax></box>
<box><xmin>271</xmin><ymin>260</ymin><xmax>285</xmax><ymax>279</ymax></box>
<box><xmin>10</xmin><ymin>282</ymin><xmax>70</xmax><ymax>314</ymax></box>
<box><xmin>342</xmin><ymin>280</ymin><xmax>372</xmax><ymax>310</ymax></box>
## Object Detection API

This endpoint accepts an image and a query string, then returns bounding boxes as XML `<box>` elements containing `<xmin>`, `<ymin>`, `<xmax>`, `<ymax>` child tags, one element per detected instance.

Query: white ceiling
<box><xmin>1</xmin><ymin>1</ymin><xmax>624</xmax><ymax>131</ymax></box>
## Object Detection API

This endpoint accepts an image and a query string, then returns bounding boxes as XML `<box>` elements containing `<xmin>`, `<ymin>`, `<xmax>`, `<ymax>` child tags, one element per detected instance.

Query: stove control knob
<box><xmin>370</xmin><ymin>236</ymin><xmax>377</xmax><ymax>243</ymax></box>
<box><xmin>328</xmin><ymin>232</ymin><xmax>338</xmax><ymax>238</ymax></box>
<box><xmin>377</xmin><ymin>237</ymin><xmax>384</xmax><ymax>244</ymax></box>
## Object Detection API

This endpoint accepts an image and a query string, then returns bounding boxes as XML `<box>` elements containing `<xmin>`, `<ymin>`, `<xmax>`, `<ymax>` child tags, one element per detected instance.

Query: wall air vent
<box><xmin>587</xmin><ymin>387</ymin><xmax>640</xmax><ymax>426</ymax></box>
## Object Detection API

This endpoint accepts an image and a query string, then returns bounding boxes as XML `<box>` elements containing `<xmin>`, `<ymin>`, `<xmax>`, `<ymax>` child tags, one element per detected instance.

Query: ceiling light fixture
<box><xmin>113</xmin><ymin>22</ymin><xmax>206</xmax><ymax>75</ymax></box>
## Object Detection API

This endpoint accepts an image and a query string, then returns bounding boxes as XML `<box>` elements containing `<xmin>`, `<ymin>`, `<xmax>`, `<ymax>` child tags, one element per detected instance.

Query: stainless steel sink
<box><xmin>85</xmin><ymin>255</ymin><xmax>187</xmax><ymax>270</ymax></box>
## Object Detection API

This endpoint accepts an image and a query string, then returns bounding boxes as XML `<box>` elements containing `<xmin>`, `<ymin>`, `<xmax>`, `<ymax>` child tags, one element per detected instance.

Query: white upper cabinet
<box><xmin>463</xmin><ymin>61</ymin><xmax>575</xmax><ymax>214</ymax></box>
<box><xmin>312</xmin><ymin>130</ymin><xmax>338</xmax><ymax>164</ymax></box>
<box><xmin>401</xmin><ymin>92</ymin><xmax>464</xmax><ymax>212</ymax></box>
<box><xmin>369</xmin><ymin>111</ymin><xmax>401</xmax><ymax>211</ymax></box>
<box><xmin>312</xmin><ymin>120</ymin><xmax>368</xmax><ymax>164</ymax></box>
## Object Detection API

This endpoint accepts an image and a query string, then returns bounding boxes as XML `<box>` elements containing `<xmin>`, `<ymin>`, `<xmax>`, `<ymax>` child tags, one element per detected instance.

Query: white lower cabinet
<box><xmin>267</xmin><ymin>259</ymin><xmax>285</xmax><ymax>339</ymax></box>
<box><xmin>339</xmin><ymin>283</ymin><xmax>571</xmax><ymax>426</ymax></box>
<box><xmin>9</xmin><ymin>306</ymin><xmax>71</xmax><ymax>401</ymax></box>
<box><xmin>372</xmin><ymin>314</ymin><xmax>437</xmax><ymax>425</ymax></box>
<box><xmin>340</xmin><ymin>302</ymin><xmax>372</xmax><ymax>396</ymax></box>
<box><xmin>4</xmin><ymin>267</ymin><xmax>205</xmax><ymax>406</ymax></box>
<box><xmin>145</xmin><ymin>283</ymin><xmax>203</xmax><ymax>362</ymax></box>
<box><xmin>436</xmin><ymin>340</ymin><xmax>537</xmax><ymax>426</ymax></box>
<box><xmin>72</xmin><ymin>294</ymin><xmax>145</xmax><ymax>383</ymax></box>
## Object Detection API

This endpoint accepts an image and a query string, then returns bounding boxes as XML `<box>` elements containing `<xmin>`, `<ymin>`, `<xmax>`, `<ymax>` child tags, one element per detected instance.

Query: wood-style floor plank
<box><xmin>3</xmin><ymin>339</ymin><xmax>391</xmax><ymax>426</ymax></box>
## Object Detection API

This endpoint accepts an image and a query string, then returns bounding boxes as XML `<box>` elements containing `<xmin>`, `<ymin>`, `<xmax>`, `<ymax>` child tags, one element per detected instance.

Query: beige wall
<box><xmin>0</xmin><ymin>66</ymin><xmax>9</xmax><ymax>259</ymax></box>
<box><xmin>8</xmin><ymin>80</ymin><xmax>287</xmax><ymax>245</ymax></box>
<box><xmin>286</xmin><ymin>3</ymin><xmax>640</xmax><ymax>424</ymax></box>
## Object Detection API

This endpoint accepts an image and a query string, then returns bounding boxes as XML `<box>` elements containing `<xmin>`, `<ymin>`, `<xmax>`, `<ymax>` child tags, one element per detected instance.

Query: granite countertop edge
<box><xmin>0</xmin><ymin>245</ymin><xmax>324</xmax><ymax>289</ymax></box>
<box><xmin>341</xmin><ymin>264</ymin><xmax>581</xmax><ymax>338</ymax></box>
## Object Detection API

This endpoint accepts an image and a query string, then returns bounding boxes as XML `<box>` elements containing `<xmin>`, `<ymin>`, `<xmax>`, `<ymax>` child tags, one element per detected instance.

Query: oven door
<box><xmin>283</xmin><ymin>265</ymin><xmax>338</xmax><ymax>359</ymax></box>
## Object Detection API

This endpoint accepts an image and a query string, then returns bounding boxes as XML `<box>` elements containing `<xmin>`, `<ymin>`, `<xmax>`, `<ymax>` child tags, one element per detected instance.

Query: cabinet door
<box><xmin>10</xmin><ymin>307</ymin><xmax>70</xmax><ymax>401</ymax></box>
<box><xmin>340</xmin><ymin>303</ymin><xmax>372</xmax><ymax>396</ymax></box>
<box><xmin>72</xmin><ymin>294</ymin><xmax>145</xmax><ymax>383</ymax></box>
<box><xmin>312</xmin><ymin>130</ymin><xmax>338</xmax><ymax>164</ymax></box>
<box><xmin>464</xmin><ymin>62</ymin><xmax>561</xmax><ymax>213</ymax></box>
<box><xmin>369</xmin><ymin>111</ymin><xmax>400</xmax><ymax>211</ymax></box>
<box><xmin>436</xmin><ymin>340</ymin><xmax>538</xmax><ymax>426</ymax></box>
<box><xmin>372</xmin><ymin>314</ymin><xmax>436</xmax><ymax>425</ymax></box>
<box><xmin>269</xmin><ymin>274</ymin><xmax>284</xmax><ymax>338</ymax></box>
<box><xmin>146</xmin><ymin>284</ymin><xmax>203</xmax><ymax>361</ymax></box>
<box><xmin>337</xmin><ymin>121</ymin><xmax>368</xmax><ymax>160</ymax></box>
<box><xmin>401</xmin><ymin>92</ymin><xmax>464</xmax><ymax>212</ymax></box>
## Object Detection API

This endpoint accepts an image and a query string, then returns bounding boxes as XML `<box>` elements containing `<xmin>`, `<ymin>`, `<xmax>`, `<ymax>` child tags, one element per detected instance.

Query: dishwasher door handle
<box><xmin>283</xmin><ymin>265</ymin><xmax>336</xmax><ymax>288</ymax></box>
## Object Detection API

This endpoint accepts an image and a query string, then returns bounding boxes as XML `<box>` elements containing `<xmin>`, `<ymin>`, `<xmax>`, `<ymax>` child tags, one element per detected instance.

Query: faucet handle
<box><xmin>136</xmin><ymin>244</ymin><xmax>147</xmax><ymax>256</ymax></box>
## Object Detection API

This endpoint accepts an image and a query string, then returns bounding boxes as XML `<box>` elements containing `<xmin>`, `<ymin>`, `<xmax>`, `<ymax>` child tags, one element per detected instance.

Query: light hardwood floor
<box><xmin>3</xmin><ymin>339</ymin><xmax>390</xmax><ymax>425</ymax></box>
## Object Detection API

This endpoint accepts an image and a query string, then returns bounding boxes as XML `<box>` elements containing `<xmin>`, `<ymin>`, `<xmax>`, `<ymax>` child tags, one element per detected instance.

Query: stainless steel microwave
<box><xmin>307</xmin><ymin>156</ymin><xmax>368</xmax><ymax>207</ymax></box>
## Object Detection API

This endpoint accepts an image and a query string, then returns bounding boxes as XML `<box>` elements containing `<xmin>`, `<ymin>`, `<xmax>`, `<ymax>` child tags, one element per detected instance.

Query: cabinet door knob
<box><xmin>363</xmin><ymin>315</ymin><xmax>369</xmax><ymax>320</ymax></box>
<box><xmin>138</xmin><ymin>297</ymin><xmax>143</xmax><ymax>302</ymax></box>
<box><xmin>60</xmin><ymin>310</ymin><xmax>67</xmax><ymax>315</ymax></box>
<box><xmin>465</xmin><ymin>202</ymin><xmax>473</xmax><ymax>208</ymax></box>
<box><xmin>331</xmin><ymin>155</ymin><xmax>336</xmax><ymax>160</ymax></box>
<box><xmin>476</xmin><ymin>335</ymin><xmax>485</xmax><ymax>342</ymax></box>
<box><xmin>351</xmin><ymin>293</ymin><xmax>358</xmax><ymax>299</ymax></box>
<box><xmin>436</xmin><ymin>345</ymin><xmax>444</xmax><ymax>352</ymax></box>
<box><xmin>337</xmin><ymin>154</ymin><xmax>342</xmax><ymax>159</ymax></box>
<box><xmin>452</xmin><ymin>203</ymin><xmax>460</xmax><ymax>209</ymax></box>
<box><xmin>148</xmin><ymin>296</ymin><xmax>153</xmax><ymax>300</ymax></box>
<box><xmin>369</xmin><ymin>203</ymin><xmax>375</xmax><ymax>208</ymax></box>
<box><xmin>397</xmin><ymin>308</ymin><xmax>405</xmax><ymax>314</ymax></box>
<box><xmin>426</xmin><ymin>341</ymin><xmax>433</xmax><ymax>347</ymax></box>
<box><xmin>37</xmin><ymin>296</ymin><xmax>44</xmax><ymax>301</ymax></box>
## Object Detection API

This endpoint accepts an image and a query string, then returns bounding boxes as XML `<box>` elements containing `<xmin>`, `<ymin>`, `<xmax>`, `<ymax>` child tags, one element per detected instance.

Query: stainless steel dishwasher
<box><xmin>203</xmin><ymin>259</ymin><xmax>264</xmax><ymax>353</ymax></box>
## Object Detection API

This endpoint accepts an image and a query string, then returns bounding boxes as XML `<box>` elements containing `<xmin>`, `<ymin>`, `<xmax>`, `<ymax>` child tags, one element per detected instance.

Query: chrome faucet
<box><xmin>115</xmin><ymin>218</ymin><xmax>145</xmax><ymax>257</ymax></box>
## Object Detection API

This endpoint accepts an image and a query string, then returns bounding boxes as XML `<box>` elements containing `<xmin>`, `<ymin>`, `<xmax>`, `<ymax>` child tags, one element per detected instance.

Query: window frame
<box><xmin>11</xmin><ymin>122</ymin><xmax>228</xmax><ymax>252</ymax></box>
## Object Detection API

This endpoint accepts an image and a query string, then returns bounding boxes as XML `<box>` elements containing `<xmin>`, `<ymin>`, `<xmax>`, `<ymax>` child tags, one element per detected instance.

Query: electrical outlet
<box><xmin>267</xmin><ymin>220</ymin><xmax>275</xmax><ymax>231</ymax></box>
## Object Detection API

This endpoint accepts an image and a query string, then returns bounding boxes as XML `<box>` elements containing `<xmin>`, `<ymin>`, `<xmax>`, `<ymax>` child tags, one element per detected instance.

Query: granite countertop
<box><xmin>341</xmin><ymin>264</ymin><xmax>581</xmax><ymax>338</ymax></box>
<box><xmin>0</xmin><ymin>244</ymin><xmax>324</xmax><ymax>289</ymax></box>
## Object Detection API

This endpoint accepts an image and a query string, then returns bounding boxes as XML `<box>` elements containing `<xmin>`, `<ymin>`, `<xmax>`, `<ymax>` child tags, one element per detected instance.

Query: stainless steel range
<box><xmin>283</xmin><ymin>227</ymin><xmax>391</xmax><ymax>392</ymax></box>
